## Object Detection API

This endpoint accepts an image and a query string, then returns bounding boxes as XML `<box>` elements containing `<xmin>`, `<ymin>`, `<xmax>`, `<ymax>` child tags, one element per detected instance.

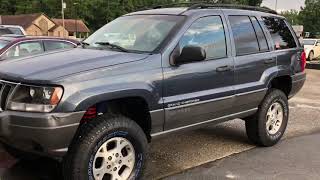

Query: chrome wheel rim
<box><xmin>266</xmin><ymin>102</ymin><xmax>284</xmax><ymax>135</ymax></box>
<box><xmin>93</xmin><ymin>137</ymin><xmax>135</xmax><ymax>180</ymax></box>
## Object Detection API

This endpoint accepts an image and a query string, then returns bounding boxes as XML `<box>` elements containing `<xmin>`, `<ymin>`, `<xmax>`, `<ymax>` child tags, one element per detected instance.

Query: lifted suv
<box><xmin>0</xmin><ymin>4</ymin><xmax>306</xmax><ymax>180</ymax></box>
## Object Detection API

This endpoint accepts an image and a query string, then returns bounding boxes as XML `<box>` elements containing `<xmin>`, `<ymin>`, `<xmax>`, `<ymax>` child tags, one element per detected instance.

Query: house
<box><xmin>0</xmin><ymin>13</ymin><xmax>90</xmax><ymax>39</ymax></box>
<box><xmin>53</xmin><ymin>19</ymin><xmax>90</xmax><ymax>39</ymax></box>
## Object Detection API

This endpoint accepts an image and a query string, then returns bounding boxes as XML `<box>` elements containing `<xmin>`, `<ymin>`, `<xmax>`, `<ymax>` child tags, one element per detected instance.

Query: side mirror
<box><xmin>173</xmin><ymin>45</ymin><xmax>206</xmax><ymax>65</ymax></box>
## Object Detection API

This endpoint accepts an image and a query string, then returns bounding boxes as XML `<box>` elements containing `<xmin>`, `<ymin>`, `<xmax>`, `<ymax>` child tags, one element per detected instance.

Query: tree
<box><xmin>299</xmin><ymin>0</ymin><xmax>320</xmax><ymax>35</ymax></box>
<box><xmin>281</xmin><ymin>10</ymin><xmax>301</xmax><ymax>25</ymax></box>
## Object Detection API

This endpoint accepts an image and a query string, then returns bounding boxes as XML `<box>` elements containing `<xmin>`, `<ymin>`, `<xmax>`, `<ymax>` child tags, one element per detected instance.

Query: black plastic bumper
<box><xmin>289</xmin><ymin>72</ymin><xmax>306</xmax><ymax>99</ymax></box>
<box><xmin>0</xmin><ymin>110</ymin><xmax>85</xmax><ymax>157</ymax></box>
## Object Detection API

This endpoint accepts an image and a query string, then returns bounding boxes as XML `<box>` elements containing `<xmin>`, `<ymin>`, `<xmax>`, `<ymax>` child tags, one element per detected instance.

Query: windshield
<box><xmin>84</xmin><ymin>15</ymin><xmax>184</xmax><ymax>53</ymax></box>
<box><xmin>303</xmin><ymin>39</ymin><xmax>316</xmax><ymax>45</ymax></box>
<box><xmin>0</xmin><ymin>40</ymin><xmax>10</xmax><ymax>49</ymax></box>
<box><xmin>7</xmin><ymin>27</ymin><xmax>23</xmax><ymax>35</ymax></box>
<box><xmin>0</xmin><ymin>29</ymin><xmax>13</xmax><ymax>36</ymax></box>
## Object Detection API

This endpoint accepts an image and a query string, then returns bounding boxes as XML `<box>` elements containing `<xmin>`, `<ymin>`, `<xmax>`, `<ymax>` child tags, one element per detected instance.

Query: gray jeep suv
<box><xmin>0</xmin><ymin>4</ymin><xmax>306</xmax><ymax>180</ymax></box>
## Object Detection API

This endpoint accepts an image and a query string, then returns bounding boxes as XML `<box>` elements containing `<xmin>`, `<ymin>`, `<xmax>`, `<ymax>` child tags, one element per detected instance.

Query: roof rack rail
<box><xmin>137</xmin><ymin>2</ymin><xmax>277</xmax><ymax>15</ymax></box>
<box><xmin>187</xmin><ymin>3</ymin><xmax>278</xmax><ymax>14</ymax></box>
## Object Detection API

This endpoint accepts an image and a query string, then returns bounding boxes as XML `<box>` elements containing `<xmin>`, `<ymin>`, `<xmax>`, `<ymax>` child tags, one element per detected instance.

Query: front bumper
<box><xmin>289</xmin><ymin>72</ymin><xmax>306</xmax><ymax>99</ymax></box>
<box><xmin>0</xmin><ymin>110</ymin><xmax>85</xmax><ymax>157</ymax></box>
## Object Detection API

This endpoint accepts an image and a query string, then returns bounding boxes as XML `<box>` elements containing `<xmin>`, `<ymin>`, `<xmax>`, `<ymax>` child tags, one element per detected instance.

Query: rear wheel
<box><xmin>63</xmin><ymin>115</ymin><xmax>148</xmax><ymax>180</ymax></box>
<box><xmin>245</xmin><ymin>89</ymin><xmax>289</xmax><ymax>147</ymax></box>
<box><xmin>308</xmin><ymin>51</ymin><xmax>314</xmax><ymax>61</ymax></box>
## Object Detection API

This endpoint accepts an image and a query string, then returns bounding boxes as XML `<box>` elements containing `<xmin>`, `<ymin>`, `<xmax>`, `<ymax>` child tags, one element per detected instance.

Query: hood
<box><xmin>0</xmin><ymin>48</ymin><xmax>149</xmax><ymax>83</ymax></box>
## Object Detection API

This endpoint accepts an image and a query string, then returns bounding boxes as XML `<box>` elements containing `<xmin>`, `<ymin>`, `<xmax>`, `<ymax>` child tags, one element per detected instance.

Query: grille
<box><xmin>0</xmin><ymin>80</ymin><xmax>19</xmax><ymax>110</ymax></box>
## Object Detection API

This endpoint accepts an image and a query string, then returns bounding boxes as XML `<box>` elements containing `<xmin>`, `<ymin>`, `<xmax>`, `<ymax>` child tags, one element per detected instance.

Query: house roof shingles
<box><xmin>0</xmin><ymin>13</ymin><xmax>41</xmax><ymax>29</ymax></box>
<box><xmin>53</xmin><ymin>19</ymin><xmax>90</xmax><ymax>33</ymax></box>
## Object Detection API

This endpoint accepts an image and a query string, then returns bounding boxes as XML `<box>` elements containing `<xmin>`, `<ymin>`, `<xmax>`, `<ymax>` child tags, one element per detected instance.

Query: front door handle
<box><xmin>264</xmin><ymin>59</ymin><xmax>276</xmax><ymax>64</ymax></box>
<box><xmin>216</xmin><ymin>65</ymin><xmax>232</xmax><ymax>72</ymax></box>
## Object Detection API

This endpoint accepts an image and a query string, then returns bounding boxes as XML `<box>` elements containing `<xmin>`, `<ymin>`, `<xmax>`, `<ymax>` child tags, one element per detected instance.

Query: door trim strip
<box><xmin>151</xmin><ymin>108</ymin><xmax>258</xmax><ymax>137</ymax></box>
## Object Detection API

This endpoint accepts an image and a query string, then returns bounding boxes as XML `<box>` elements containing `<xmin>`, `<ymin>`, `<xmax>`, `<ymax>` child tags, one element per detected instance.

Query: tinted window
<box><xmin>303</xmin><ymin>39</ymin><xmax>316</xmax><ymax>45</ymax></box>
<box><xmin>179</xmin><ymin>16</ymin><xmax>227</xmax><ymax>60</ymax></box>
<box><xmin>3</xmin><ymin>41</ymin><xmax>44</xmax><ymax>60</ymax></box>
<box><xmin>262</xmin><ymin>17</ymin><xmax>296</xmax><ymax>50</ymax></box>
<box><xmin>44</xmin><ymin>41</ymin><xmax>75</xmax><ymax>51</ymax></box>
<box><xmin>229</xmin><ymin>16</ymin><xmax>259</xmax><ymax>55</ymax></box>
<box><xmin>250</xmin><ymin>17</ymin><xmax>269</xmax><ymax>51</ymax></box>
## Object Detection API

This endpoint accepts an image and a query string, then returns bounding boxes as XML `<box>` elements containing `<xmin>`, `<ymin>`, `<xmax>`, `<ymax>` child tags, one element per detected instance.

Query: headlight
<box><xmin>7</xmin><ymin>85</ymin><xmax>63</xmax><ymax>112</ymax></box>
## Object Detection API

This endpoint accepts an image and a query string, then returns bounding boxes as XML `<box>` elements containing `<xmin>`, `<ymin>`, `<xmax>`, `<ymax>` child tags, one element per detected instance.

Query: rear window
<box><xmin>0</xmin><ymin>40</ymin><xmax>9</xmax><ymax>49</ymax></box>
<box><xmin>262</xmin><ymin>17</ymin><xmax>297</xmax><ymax>50</ymax></box>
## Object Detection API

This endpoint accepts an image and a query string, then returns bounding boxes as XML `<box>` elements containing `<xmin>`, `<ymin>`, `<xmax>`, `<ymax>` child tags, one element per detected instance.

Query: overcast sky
<box><xmin>261</xmin><ymin>0</ymin><xmax>305</xmax><ymax>12</ymax></box>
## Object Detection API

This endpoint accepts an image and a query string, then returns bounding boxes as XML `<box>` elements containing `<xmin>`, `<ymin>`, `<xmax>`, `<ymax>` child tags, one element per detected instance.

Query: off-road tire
<box><xmin>63</xmin><ymin>114</ymin><xmax>148</xmax><ymax>180</ymax></box>
<box><xmin>245</xmin><ymin>89</ymin><xmax>289</xmax><ymax>147</ymax></box>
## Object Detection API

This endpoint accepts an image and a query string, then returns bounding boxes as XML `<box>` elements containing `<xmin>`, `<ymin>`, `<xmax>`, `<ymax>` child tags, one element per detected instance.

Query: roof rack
<box><xmin>138</xmin><ymin>2</ymin><xmax>277</xmax><ymax>15</ymax></box>
<box><xmin>187</xmin><ymin>3</ymin><xmax>278</xmax><ymax>14</ymax></box>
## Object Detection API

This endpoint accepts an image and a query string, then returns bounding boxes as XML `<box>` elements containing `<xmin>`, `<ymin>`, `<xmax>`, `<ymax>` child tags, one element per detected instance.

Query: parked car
<box><xmin>0</xmin><ymin>4</ymin><xmax>306</xmax><ymax>180</ymax></box>
<box><xmin>0</xmin><ymin>25</ymin><xmax>27</xmax><ymax>35</ymax></box>
<box><xmin>0</xmin><ymin>26</ymin><xmax>13</xmax><ymax>36</ymax></box>
<box><xmin>303</xmin><ymin>38</ymin><xmax>320</xmax><ymax>60</ymax></box>
<box><xmin>0</xmin><ymin>35</ymin><xmax>80</xmax><ymax>61</ymax></box>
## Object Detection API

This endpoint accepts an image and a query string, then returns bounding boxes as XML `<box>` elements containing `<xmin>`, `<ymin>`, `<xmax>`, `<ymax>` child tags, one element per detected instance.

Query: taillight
<box><xmin>301</xmin><ymin>51</ymin><xmax>307</xmax><ymax>72</ymax></box>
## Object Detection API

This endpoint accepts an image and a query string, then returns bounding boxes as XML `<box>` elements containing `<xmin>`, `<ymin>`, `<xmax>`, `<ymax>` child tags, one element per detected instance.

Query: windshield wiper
<box><xmin>95</xmin><ymin>42</ymin><xmax>128</xmax><ymax>52</ymax></box>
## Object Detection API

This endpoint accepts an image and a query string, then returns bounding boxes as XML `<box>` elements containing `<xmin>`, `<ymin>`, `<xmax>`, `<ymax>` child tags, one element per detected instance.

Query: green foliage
<box><xmin>281</xmin><ymin>10</ymin><xmax>301</xmax><ymax>25</ymax></box>
<box><xmin>0</xmin><ymin>0</ymin><xmax>262</xmax><ymax>31</ymax></box>
<box><xmin>299</xmin><ymin>0</ymin><xmax>320</xmax><ymax>35</ymax></box>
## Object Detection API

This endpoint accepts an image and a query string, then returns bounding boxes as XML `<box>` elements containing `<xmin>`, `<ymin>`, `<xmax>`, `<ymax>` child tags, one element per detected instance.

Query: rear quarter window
<box><xmin>262</xmin><ymin>17</ymin><xmax>297</xmax><ymax>50</ymax></box>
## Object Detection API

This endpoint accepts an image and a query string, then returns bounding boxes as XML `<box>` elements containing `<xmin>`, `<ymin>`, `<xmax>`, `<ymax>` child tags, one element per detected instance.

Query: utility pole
<box><xmin>275</xmin><ymin>0</ymin><xmax>278</xmax><ymax>11</ymax></box>
<box><xmin>61</xmin><ymin>0</ymin><xmax>66</xmax><ymax>37</ymax></box>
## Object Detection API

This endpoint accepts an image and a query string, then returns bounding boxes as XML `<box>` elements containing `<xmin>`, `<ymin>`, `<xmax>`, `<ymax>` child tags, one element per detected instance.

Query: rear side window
<box><xmin>229</xmin><ymin>16</ymin><xmax>259</xmax><ymax>56</ymax></box>
<box><xmin>262</xmin><ymin>17</ymin><xmax>296</xmax><ymax>50</ymax></box>
<box><xmin>250</xmin><ymin>17</ymin><xmax>269</xmax><ymax>52</ymax></box>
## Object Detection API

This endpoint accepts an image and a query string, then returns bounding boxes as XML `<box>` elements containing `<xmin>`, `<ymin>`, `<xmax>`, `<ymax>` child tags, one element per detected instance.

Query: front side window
<box><xmin>179</xmin><ymin>16</ymin><xmax>227</xmax><ymax>60</ymax></box>
<box><xmin>84</xmin><ymin>15</ymin><xmax>185</xmax><ymax>53</ymax></box>
<box><xmin>262</xmin><ymin>17</ymin><xmax>297</xmax><ymax>50</ymax></box>
<box><xmin>229</xmin><ymin>16</ymin><xmax>260</xmax><ymax>56</ymax></box>
<box><xmin>3</xmin><ymin>41</ymin><xmax>44</xmax><ymax>60</ymax></box>
<box><xmin>44</xmin><ymin>41</ymin><xmax>75</xmax><ymax>51</ymax></box>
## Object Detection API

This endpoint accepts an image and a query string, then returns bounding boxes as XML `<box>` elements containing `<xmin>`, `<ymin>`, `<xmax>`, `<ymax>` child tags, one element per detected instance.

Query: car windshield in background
<box><xmin>0</xmin><ymin>40</ymin><xmax>9</xmax><ymax>49</ymax></box>
<box><xmin>84</xmin><ymin>15</ymin><xmax>184</xmax><ymax>53</ymax></box>
<box><xmin>0</xmin><ymin>28</ymin><xmax>13</xmax><ymax>36</ymax></box>
<box><xmin>7</xmin><ymin>27</ymin><xmax>23</xmax><ymax>35</ymax></box>
<box><xmin>303</xmin><ymin>39</ymin><xmax>316</xmax><ymax>45</ymax></box>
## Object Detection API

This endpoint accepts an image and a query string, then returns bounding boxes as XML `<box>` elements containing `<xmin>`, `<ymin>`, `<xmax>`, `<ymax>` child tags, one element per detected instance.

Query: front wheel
<box><xmin>245</xmin><ymin>89</ymin><xmax>289</xmax><ymax>147</ymax></box>
<box><xmin>63</xmin><ymin>115</ymin><xmax>148</xmax><ymax>180</ymax></box>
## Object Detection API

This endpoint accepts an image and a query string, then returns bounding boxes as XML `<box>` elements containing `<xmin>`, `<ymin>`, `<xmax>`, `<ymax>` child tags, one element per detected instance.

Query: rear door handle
<box><xmin>216</xmin><ymin>65</ymin><xmax>232</xmax><ymax>72</ymax></box>
<box><xmin>264</xmin><ymin>59</ymin><xmax>276</xmax><ymax>64</ymax></box>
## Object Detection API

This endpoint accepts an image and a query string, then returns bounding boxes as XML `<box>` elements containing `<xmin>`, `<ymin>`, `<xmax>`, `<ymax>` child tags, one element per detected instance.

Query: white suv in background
<box><xmin>303</xmin><ymin>39</ymin><xmax>320</xmax><ymax>61</ymax></box>
<box><xmin>0</xmin><ymin>25</ymin><xmax>26</xmax><ymax>36</ymax></box>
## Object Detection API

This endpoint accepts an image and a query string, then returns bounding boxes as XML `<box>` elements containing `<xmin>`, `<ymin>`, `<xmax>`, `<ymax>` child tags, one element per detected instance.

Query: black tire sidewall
<box><xmin>259</xmin><ymin>90</ymin><xmax>289</xmax><ymax>146</ymax></box>
<box><xmin>87</xmin><ymin>129</ymin><xmax>145</xmax><ymax>180</ymax></box>
<box><xmin>65</xmin><ymin>117</ymin><xmax>147</xmax><ymax>180</ymax></box>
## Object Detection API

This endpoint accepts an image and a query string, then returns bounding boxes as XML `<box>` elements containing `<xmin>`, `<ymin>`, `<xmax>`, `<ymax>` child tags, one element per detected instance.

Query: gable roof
<box><xmin>52</xmin><ymin>19</ymin><xmax>90</xmax><ymax>33</ymax></box>
<box><xmin>0</xmin><ymin>13</ymin><xmax>42</xmax><ymax>29</ymax></box>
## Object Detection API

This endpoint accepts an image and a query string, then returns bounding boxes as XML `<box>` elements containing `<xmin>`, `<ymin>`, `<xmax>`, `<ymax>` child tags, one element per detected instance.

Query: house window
<box><xmin>58</xmin><ymin>31</ymin><xmax>61</xmax><ymax>37</ymax></box>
